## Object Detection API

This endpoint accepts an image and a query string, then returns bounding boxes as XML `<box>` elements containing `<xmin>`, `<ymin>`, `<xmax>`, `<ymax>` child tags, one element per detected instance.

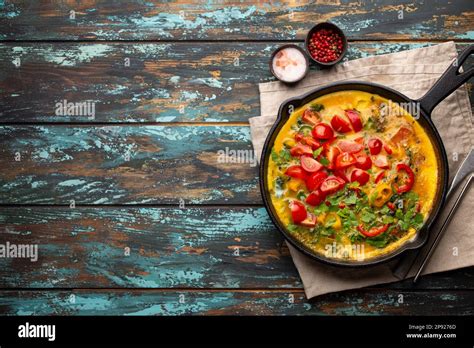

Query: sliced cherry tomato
<box><xmin>320</xmin><ymin>176</ymin><xmax>345</xmax><ymax>195</ymax></box>
<box><xmin>324</xmin><ymin>145</ymin><xmax>340</xmax><ymax>170</ymax></box>
<box><xmin>305</xmin><ymin>190</ymin><xmax>326</xmax><ymax>206</ymax></box>
<box><xmin>299</xmin><ymin>136</ymin><xmax>321</xmax><ymax>150</ymax></box>
<box><xmin>350</xmin><ymin>169</ymin><xmax>370</xmax><ymax>186</ymax></box>
<box><xmin>300</xmin><ymin>156</ymin><xmax>323</xmax><ymax>173</ymax></box>
<box><xmin>335</xmin><ymin>152</ymin><xmax>356</xmax><ymax>169</ymax></box>
<box><xmin>345</xmin><ymin>109</ymin><xmax>363</xmax><ymax>132</ymax></box>
<box><xmin>387</xmin><ymin>202</ymin><xmax>396</xmax><ymax>211</ymax></box>
<box><xmin>394</xmin><ymin>163</ymin><xmax>415</xmax><ymax>193</ymax></box>
<box><xmin>355</xmin><ymin>154</ymin><xmax>372</xmax><ymax>170</ymax></box>
<box><xmin>333</xmin><ymin>168</ymin><xmax>349</xmax><ymax>183</ymax></box>
<box><xmin>337</xmin><ymin>140</ymin><xmax>363</xmax><ymax>154</ymax></box>
<box><xmin>295</xmin><ymin>133</ymin><xmax>304</xmax><ymax>142</ymax></box>
<box><xmin>415</xmin><ymin>201</ymin><xmax>422</xmax><ymax>212</ymax></box>
<box><xmin>290</xmin><ymin>200</ymin><xmax>307</xmax><ymax>223</ymax></box>
<box><xmin>357</xmin><ymin>224</ymin><xmax>389</xmax><ymax>238</ymax></box>
<box><xmin>285</xmin><ymin>165</ymin><xmax>308</xmax><ymax>180</ymax></box>
<box><xmin>330</xmin><ymin>115</ymin><xmax>352</xmax><ymax>133</ymax></box>
<box><xmin>375</xmin><ymin>170</ymin><xmax>386</xmax><ymax>183</ymax></box>
<box><xmin>383</xmin><ymin>143</ymin><xmax>393</xmax><ymax>155</ymax></box>
<box><xmin>312</xmin><ymin>123</ymin><xmax>334</xmax><ymax>140</ymax></box>
<box><xmin>299</xmin><ymin>213</ymin><xmax>317</xmax><ymax>227</ymax></box>
<box><xmin>302</xmin><ymin>109</ymin><xmax>321</xmax><ymax>125</ymax></box>
<box><xmin>374</xmin><ymin>155</ymin><xmax>389</xmax><ymax>169</ymax></box>
<box><xmin>322</xmin><ymin>137</ymin><xmax>337</xmax><ymax>150</ymax></box>
<box><xmin>368</xmin><ymin>138</ymin><xmax>383</xmax><ymax>155</ymax></box>
<box><xmin>290</xmin><ymin>143</ymin><xmax>313</xmax><ymax>157</ymax></box>
<box><xmin>306</xmin><ymin>171</ymin><xmax>328</xmax><ymax>191</ymax></box>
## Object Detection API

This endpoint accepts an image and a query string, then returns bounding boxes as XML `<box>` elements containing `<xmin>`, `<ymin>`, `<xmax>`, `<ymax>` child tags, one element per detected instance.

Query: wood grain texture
<box><xmin>0</xmin><ymin>206</ymin><xmax>297</xmax><ymax>288</ymax></box>
<box><xmin>0</xmin><ymin>125</ymin><xmax>260</xmax><ymax>204</ymax></box>
<box><xmin>0</xmin><ymin>206</ymin><xmax>473</xmax><ymax>289</ymax></box>
<box><xmin>0</xmin><ymin>0</ymin><xmax>473</xmax><ymax>41</ymax></box>
<box><xmin>1</xmin><ymin>290</ymin><xmax>473</xmax><ymax>315</ymax></box>
<box><xmin>1</xmin><ymin>42</ymin><xmax>472</xmax><ymax>123</ymax></box>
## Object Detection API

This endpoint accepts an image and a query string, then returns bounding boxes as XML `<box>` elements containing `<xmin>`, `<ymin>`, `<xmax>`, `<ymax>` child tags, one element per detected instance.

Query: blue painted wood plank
<box><xmin>0</xmin><ymin>42</ymin><xmax>471</xmax><ymax>123</ymax></box>
<box><xmin>0</xmin><ymin>207</ymin><xmax>298</xmax><ymax>288</ymax></box>
<box><xmin>0</xmin><ymin>206</ymin><xmax>473</xmax><ymax>289</ymax></box>
<box><xmin>1</xmin><ymin>290</ymin><xmax>472</xmax><ymax>315</ymax></box>
<box><xmin>0</xmin><ymin>1</ymin><xmax>472</xmax><ymax>41</ymax></box>
<box><xmin>0</xmin><ymin>125</ymin><xmax>260</xmax><ymax>204</ymax></box>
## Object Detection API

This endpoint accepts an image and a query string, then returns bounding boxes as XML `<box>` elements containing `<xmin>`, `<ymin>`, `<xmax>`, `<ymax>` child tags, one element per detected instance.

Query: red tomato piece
<box><xmin>285</xmin><ymin>165</ymin><xmax>308</xmax><ymax>180</ymax></box>
<box><xmin>355</xmin><ymin>154</ymin><xmax>372</xmax><ymax>170</ymax></box>
<box><xmin>302</xmin><ymin>109</ymin><xmax>321</xmax><ymax>125</ymax></box>
<box><xmin>368</xmin><ymin>138</ymin><xmax>383</xmax><ymax>155</ymax></box>
<box><xmin>300</xmin><ymin>156</ymin><xmax>323</xmax><ymax>173</ymax></box>
<box><xmin>320</xmin><ymin>176</ymin><xmax>346</xmax><ymax>195</ymax></box>
<box><xmin>337</xmin><ymin>140</ymin><xmax>363</xmax><ymax>154</ymax></box>
<box><xmin>290</xmin><ymin>143</ymin><xmax>313</xmax><ymax>157</ymax></box>
<box><xmin>325</xmin><ymin>146</ymin><xmax>340</xmax><ymax>170</ymax></box>
<box><xmin>331</xmin><ymin>115</ymin><xmax>352</xmax><ymax>133</ymax></box>
<box><xmin>299</xmin><ymin>136</ymin><xmax>321</xmax><ymax>150</ymax></box>
<box><xmin>299</xmin><ymin>213</ymin><xmax>317</xmax><ymax>227</ymax></box>
<box><xmin>345</xmin><ymin>109</ymin><xmax>363</xmax><ymax>132</ymax></box>
<box><xmin>312</xmin><ymin>123</ymin><xmax>334</xmax><ymax>140</ymax></box>
<box><xmin>350</xmin><ymin>169</ymin><xmax>370</xmax><ymax>186</ymax></box>
<box><xmin>335</xmin><ymin>152</ymin><xmax>356</xmax><ymax>169</ymax></box>
<box><xmin>375</xmin><ymin>170</ymin><xmax>386</xmax><ymax>183</ymax></box>
<box><xmin>333</xmin><ymin>168</ymin><xmax>349</xmax><ymax>183</ymax></box>
<box><xmin>383</xmin><ymin>143</ymin><xmax>393</xmax><ymax>155</ymax></box>
<box><xmin>305</xmin><ymin>190</ymin><xmax>326</xmax><ymax>207</ymax></box>
<box><xmin>306</xmin><ymin>171</ymin><xmax>328</xmax><ymax>191</ymax></box>
<box><xmin>374</xmin><ymin>155</ymin><xmax>389</xmax><ymax>169</ymax></box>
<box><xmin>290</xmin><ymin>200</ymin><xmax>307</xmax><ymax>223</ymax></box>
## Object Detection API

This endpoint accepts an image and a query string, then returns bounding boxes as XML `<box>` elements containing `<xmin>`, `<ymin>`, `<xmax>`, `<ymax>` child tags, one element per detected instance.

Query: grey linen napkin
<box><xmin>249</xmin><ymin>42</ymin><xmax>474</xmax><ymax>299</ymax></box>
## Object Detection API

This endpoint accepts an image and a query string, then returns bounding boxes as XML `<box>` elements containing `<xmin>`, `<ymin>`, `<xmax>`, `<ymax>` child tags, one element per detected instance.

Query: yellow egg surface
<box><xmin>267</xmin><ymin>90</ymin><xmax>439</xmax><ymax>261</ymax></box>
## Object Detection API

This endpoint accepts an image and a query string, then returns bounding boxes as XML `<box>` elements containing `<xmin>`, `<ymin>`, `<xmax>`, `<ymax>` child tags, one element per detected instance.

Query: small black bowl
<box><xmin>305</xmin><ymin>22</ymin><xmax>348</xmax><ymax>67</ymax></box>
<box><xmin>269</xmin><ymin>44</ymin><xmax>309</xmax><ymax>84</ymax></box>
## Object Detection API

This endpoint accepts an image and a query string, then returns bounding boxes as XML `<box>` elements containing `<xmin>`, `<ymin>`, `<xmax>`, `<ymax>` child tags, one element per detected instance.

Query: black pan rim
<box><xmin>259</xmin><ymin>81</ymin><xmax>449</xmax><ymax>267</ymax></box>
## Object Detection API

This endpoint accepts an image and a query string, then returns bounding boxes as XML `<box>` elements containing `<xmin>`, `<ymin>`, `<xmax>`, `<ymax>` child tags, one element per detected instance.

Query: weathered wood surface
<box><xmin>1</xmin><ymin>0</ymin><xmax>473</xmax><ymax>317</ymax></box>
<box><xmin>3</xmin><ymin>42</ymin><xmax>471</xmax><ymax>123</ymax></box>
<box><xmin>0</xmin><ymin>125</ymin><xmax>260</xmax><ymax>204</ymax></box>
<box><xmin>1</xmin><ymin>1</ymin><xmax>473</xmax><ymax>41</ymax></box>
<box><xmin>1</xmin><ymin>290</ymin><xmax>473</xmax><ymax>315</ymax></box>
<box><xmin>1</xmin><ymin>206</ymin><xmax>473</xmax><ymax>289</ymax></box>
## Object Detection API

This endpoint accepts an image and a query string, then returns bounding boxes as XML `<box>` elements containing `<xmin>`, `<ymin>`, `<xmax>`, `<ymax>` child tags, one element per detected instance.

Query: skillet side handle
<box><xmin>417</xmin><ymin>45</ymin><xmax>474</xmax><ymax>115</ymax></box>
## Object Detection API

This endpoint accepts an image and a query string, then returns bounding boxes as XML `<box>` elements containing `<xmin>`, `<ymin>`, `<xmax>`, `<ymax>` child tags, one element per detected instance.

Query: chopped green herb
<box><xmin>319</xmin><ymin>157</ymin><xmax>330</xmax><ymax>166</ymax></box>
<box><xmin>296</xmin><ymin>190</ymin><xmax>307</xmax><ymax>201</ymax></box>
<box><xmin>313</xmin><ymin>147</ymin><xmax>323</xmax><ymax>158</ymax></box>
<box><xmin>310</xmin><ymin>103</ymin><xmax>325</xmax><ymax>112</ymax></box>
<box><xmin>343</xmin><ymin>192</ymin><xmax>358</xmax><ymax>205</ymax></box>
<box><xmin>271</xmin><ymin>148</ymin><xmax>291</xmax><ymax>166</ymax></box>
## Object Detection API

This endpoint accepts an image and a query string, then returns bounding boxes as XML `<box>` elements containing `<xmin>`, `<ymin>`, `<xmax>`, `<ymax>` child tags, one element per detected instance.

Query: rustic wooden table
<box><xmin>0</xmin><ymin>1</ymin><xmax>473</xmax><ymax>315</ymax></box>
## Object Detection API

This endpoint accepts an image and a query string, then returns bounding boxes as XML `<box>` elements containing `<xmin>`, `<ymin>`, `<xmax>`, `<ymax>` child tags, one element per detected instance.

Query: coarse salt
<box><xmin>272</xmin><ymin>47</ymin><xmax>308</xmax><ymax>83</ymax></box>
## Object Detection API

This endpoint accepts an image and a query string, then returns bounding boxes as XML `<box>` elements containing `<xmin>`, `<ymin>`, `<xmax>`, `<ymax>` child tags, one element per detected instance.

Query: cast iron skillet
<box><xmin>260</xmin><ymin>45</ymin><xmax>473</xmax><ymax>267</ymax></box>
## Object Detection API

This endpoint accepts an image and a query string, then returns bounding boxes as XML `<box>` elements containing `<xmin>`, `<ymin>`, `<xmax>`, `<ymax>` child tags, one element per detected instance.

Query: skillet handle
<box><xmin>417</xmin><ymin>45</ymin><xmax>474</xmax><ymax>115</ymax></box>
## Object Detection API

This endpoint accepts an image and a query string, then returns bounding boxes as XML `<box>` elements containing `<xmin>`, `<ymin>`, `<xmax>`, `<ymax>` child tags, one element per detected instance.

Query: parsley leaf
<box><xmin>319</xmin><ymin>156</ymin><xmax>330</xmax><ymax>166</ymax></box>
<box><xmin>310</xmin><ymin>103</ymin><xmax>325</xmax><ymax>112</ymax></box>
